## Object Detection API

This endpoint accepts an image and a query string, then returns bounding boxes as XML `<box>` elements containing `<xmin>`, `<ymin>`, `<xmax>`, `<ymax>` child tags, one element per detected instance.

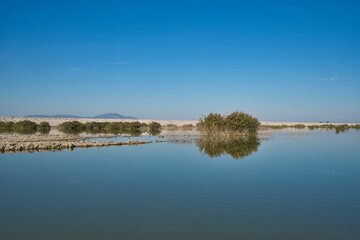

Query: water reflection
<box><xmin>196</xmin><ymin>134</ymin><xmax>260</xmax><ymax>159</ymax></box>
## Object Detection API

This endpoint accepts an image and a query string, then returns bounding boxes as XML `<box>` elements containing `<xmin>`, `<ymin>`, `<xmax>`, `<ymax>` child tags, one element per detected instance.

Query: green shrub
<box><xmin>147</xmin><ymin>122</ymin><xmax>161</xmax><ymax>136</ymax></box>
<box><xmin>182</xmin><ymin>124</ymin><xmax>194</xmax><ymax>130</ymax></box>
<box><xmin>59</xmin><ymin>121</ymin><xmax>85</xmax><ymax>134</ymax></box>
<box><xmin>0</xmin><ymin>121</ymin><xmax>14</xmax><ymax>132</ymax></box>
<box><xmin>105</xmin><ymin>122</ymin><xmax>123</xmax><ymax>132</ymax></box>
<box><xmin>37</xmin><ymin>121</ymin><xmax>51</xmax><ymax>133</ymax></box>
<box><xmin>198</xmin><ymin>111</ymin><xmax>260</xmax><ymax>134</ymax></box>
<box><xmin>14</xmin><ymin>120</ymin><xmax>38</xmax><ymax>134</ymax></box>
<box><xmin>224</xmin><ymin>111</ymin><xmax>260</xmax><ymax>133</ymax></box>
<box><xmin>198</xmin><ymin>113</ymin><xmax>225</xmax><ymax>131</ymax></box>
<box><xmin>149</xmin><ymin>122</ymin><xmax>161</xmax><ymax>131</ymax></box>
<box><xmin>293</xmin><ymin>124</ymin><xmax>306</xmax><ymax>129</ymax></box>
<box><xmin>335</xmin><ymin>125</ymin><xmax>348</xmax><ymax>134</ymax></box>
<box><xmin>84</xmin><ymin>122</ymin><xmax>109</xmax><ymax>133</ymax></box>
<box><xmin>103</xmin><ymin>122</ymin><xmax>146</xmax><ymax>135</ymax></box>
<box><xmin>164</xmin><ymin>124</ymin><xmax>179</xmax><ymax>131</ymax></box>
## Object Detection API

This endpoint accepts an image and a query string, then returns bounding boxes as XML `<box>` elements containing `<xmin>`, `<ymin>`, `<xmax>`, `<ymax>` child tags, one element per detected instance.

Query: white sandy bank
<box><xmin>0</xmin><ymin>117</ymin><xmax>358</xmax><ymax>127</ymax></box>
<box><xmin>0</xmin><ymin>117</ymin><xmax>198</xmax><ymax>127</ymax></box>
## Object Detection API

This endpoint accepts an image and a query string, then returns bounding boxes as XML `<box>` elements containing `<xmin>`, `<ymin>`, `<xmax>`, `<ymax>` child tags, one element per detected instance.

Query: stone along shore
<box><xmin>0</xmin><ymin>134</ymin><xmax>151</xmax><ymax>153</ymax></box>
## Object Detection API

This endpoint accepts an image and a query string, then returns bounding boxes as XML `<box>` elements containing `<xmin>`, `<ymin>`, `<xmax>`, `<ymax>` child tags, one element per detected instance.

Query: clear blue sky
<box><xmin>1</xmin><ymin>0</ymin><xmax>359</xmax><ymax>121</ymax></box>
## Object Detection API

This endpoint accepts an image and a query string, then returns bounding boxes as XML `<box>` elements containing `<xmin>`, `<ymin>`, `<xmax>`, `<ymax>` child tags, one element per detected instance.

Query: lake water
<box><xmin>1</xmin><ymin>129</ymin><xmax>360</xmax><ymax>239</ymax></box>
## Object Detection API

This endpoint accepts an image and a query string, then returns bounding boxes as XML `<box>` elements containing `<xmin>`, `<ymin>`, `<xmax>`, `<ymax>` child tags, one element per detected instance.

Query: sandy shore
<box><xmin>0</xmin><ymin>116</ymin><xmax>358</xmax><ymax>127</ymax></box>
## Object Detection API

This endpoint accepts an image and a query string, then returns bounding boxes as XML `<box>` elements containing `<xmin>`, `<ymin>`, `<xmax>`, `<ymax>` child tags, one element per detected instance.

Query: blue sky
<box><xmin>1</xmin><ymin>0</ymin><xmax>359</xmax><ymax>121</ymax></box>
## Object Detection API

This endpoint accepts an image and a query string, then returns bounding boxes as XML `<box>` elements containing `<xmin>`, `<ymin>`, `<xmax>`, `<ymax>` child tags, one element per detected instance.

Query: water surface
<box><xmin>1</xmin><ymin>130</ymin><xmax>359</xmax><ymax>239</ymax></box>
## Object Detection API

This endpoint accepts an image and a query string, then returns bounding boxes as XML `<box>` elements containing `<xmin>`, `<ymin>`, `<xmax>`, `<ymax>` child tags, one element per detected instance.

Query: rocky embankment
<box><xmin>0</xmin><ymin>134</ymin><xmax>151</xmax><ymax>153</ymax></box>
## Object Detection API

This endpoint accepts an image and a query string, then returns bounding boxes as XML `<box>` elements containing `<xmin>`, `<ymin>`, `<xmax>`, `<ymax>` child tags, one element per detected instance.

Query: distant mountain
<box><xmin>25</xmin><ymin>113</ymin><xmax>137</xmax><ymax>119</ymax></box>
<box><xmin>91</xmin><ymin>113</ymin><xmax>137</xmax><ymax>119</ymax></box>
<box><xmin>52</xmin><ymin>114</ymin><xmax>83</xmax><ymax>118</ymax></box>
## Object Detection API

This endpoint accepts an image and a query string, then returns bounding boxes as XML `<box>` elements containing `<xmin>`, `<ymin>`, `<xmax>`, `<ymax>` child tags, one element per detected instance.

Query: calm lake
<box><xmin>1</xmin><ymin>129</ymin><xmax>360</xmax><ymax>239</ymax></box>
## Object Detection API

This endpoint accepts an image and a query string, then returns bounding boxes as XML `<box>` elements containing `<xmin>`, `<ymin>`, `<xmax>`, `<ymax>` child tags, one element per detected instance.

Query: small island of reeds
<box><xmin>196</xmin><ymin>111</ymin><xmax>260</xmax><ymax>135</ymax></box>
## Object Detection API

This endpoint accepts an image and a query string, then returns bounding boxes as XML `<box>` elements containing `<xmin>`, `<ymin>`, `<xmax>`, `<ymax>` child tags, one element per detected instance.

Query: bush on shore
<box><xmin>57</xmin><ymin>121</ymin><xmax>155</xmax><ymax>135</ymax></box>
<box><xmin>148</xmin><ymin>122</ymin><xmax>161</xmax><ymax>135</ymax></box>
<box><xmin>0</xmin><ymin>121</ymin><xmax>14</xmax><ymax>132</ymax></box>
<box><xmin>38</xmin><ymin>122</ymin><xmax>51</xmax><ymax>133</ymax></box>
<box><xmin>59</xmin><ymin>121</ymin><xmax>85</xmax><ymax>134</ymax></box>
<box><xmin>224</xmin><ymin>111</ymin><xmax>260</xmax><ymax>134</ymax></box>
<box><xmin>182</xmin><ymin>124</ymin><xmax>194</xmax><ymax>130</ymax></box>
<box><xmin>197</xmin><ymin>111</ymin><xmax>260</xmax><ymax>134</ymax></box>
<box><xmin>149</xmin><ymin>122</ymin><xmax>161</xmax><ymax>131</ymax></box>
<box><xmin>0</xmin><ymin>120</ymin><xmax>51</xmax><ymax>134</ymax></box>
<box><xmin>262</xmin><ymin>123</ymin><xmax>360</xmax><ymax>134</ymax></box>
<box><xmin>14</xmin><ymin>120</ymin><xmax>38</xmax><ymax>132</ymax></box>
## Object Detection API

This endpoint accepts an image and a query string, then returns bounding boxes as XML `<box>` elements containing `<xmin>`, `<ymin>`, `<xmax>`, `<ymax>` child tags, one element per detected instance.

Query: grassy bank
<box><xmin>261</xmin><ymin>124</ymin><xmax>360</xmax><ymax>134</ymax></box>
<box><xmin>0</xmin><ymin>120</ymin><xmax>50</xmax><ymax>134</ymax></box>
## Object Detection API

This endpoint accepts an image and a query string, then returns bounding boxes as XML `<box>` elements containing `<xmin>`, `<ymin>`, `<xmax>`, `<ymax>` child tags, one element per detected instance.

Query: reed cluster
<box><xmin>0</xmin><ymin>120</ymin><xmax>50</xmax><ymax>134</ymax></box>
<box><xmin>262</xmin><ymin>124</ymin><xmax>360</xmax><ymax>134</ymax></box>
<box><xmin>197</xmin><ymin>111</ymin><xmax>260</xmax><ymax>134</ymax></box>
<box><xmin>58</xmin><ymin>121</ymin><xmax>163</xmax><ymax>135</ymax></box>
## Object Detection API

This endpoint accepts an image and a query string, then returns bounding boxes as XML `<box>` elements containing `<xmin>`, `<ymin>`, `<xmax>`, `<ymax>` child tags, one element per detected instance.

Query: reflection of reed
<box><xmin>165</xmin><ymin>134</ymin><xmax>196</xmax><ymax>144</ymax></box>
<box><xmin>196</xmin><ymin>134</ymin><xmax>260</xmax><ymax>160</ymax></box>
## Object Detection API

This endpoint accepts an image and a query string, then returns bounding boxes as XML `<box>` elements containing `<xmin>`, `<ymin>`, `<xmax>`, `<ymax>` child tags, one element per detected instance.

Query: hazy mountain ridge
<box><xmin>25</xmin><ymin>113</ymin><xmax>137</xmax><ymax>119</ymax></box>
<box><xmin>92</xmin><ymin>113</ymin><xmax>137</xmax><ymax>119</ymax></box>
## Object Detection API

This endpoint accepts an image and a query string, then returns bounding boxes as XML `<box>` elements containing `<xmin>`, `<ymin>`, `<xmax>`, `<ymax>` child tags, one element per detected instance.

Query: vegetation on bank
<box><xmin>58</xmin><ymin>121</ymin><xmax>163</xmax><ymax>135</ymax></box>
<box><xmin>148</xmin><ymin>122</ymin><xmax>162</xmax><ymax>135</ymax></box>
<box><xmin>0</xmin><ymin>120</ymin><xmax>51</xmax><ymax>134</ymax></box>
<box><xmin>149</xmin><ymin>122</ymin><xmax>161</xmax><ymax>131</ymax></box>
<box><xmin>262</xmin><ymin>124</ymin><xmax>360</xmax><ymax>134</ymax></box>
<box><xmin>0</xmin><ymin>121</ymin><xmax>14</xmax><ymax>132</ymax></box>
<box><xmin>58</xmin><ymin>121</ymin><xmax>196</xmax><ymax>135</ymax></box>
<box><xmin>197</xmin><ymin>111</ymin><xmax>260</xmax><ymax>134</ymax></box>
<box><xmin>38</xmin><ymin>122</ymin><xmax>51</xmax><ymax>132</ymax></box>
<box><xmin>58</xmin><ymin>121</ymin><xmax>85</xmax><ymax>133</ymax></box>
<box><xmin>2</xmin><ymin>117</ymin><xmax>358</xmax><ymax>136</ymax></box>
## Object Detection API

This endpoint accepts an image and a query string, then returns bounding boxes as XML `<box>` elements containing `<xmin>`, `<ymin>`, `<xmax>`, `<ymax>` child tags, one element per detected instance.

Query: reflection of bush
<box><xmin>196</xmin><ymin>134</ymin><xmax>260</xmax><ymax>159</ymax></box>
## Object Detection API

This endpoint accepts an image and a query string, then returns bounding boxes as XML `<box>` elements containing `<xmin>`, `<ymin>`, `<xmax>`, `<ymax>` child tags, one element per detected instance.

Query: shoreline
<box><xmin>0</xmin><ymin>116</ymin><xmax>359</xmax><ymax>127</ymax></box>
<box><xmin>0</xmin><ymin>133</ymin><xmax>152</xmax><ymax>153</ymax></box>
